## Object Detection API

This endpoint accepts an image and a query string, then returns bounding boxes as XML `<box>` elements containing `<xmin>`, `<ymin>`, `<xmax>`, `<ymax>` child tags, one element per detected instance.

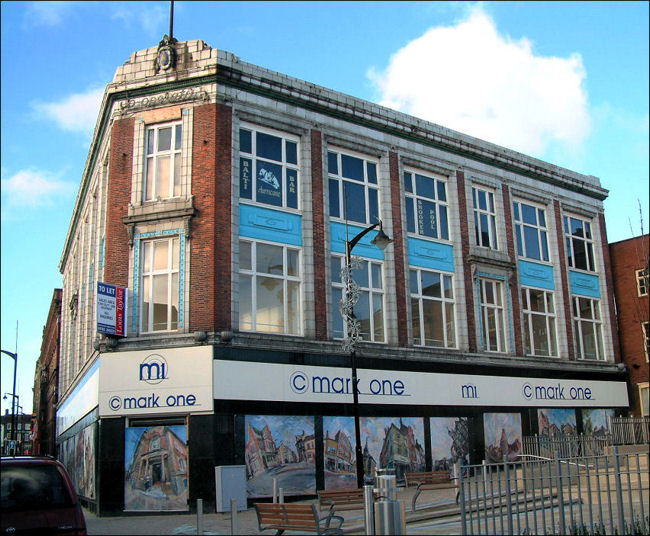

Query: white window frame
<box><xmin>239</xmin><ymin>239</ymin><xmax>302</xmax><ymax>335</ymax></box>
<box><xmin>513</xmin><ymin>200</ymin><xmax>550</xmax><ymax>262</ymax></box>
<box><xmin>479</xmin><ymin>278</ymin><xmax>508</xmax><ymax>353</ymax></box>
<box><xmin>563</xmin><ymin>215</ymin><xmax>596</xmax><ymax>272</ymax></box>
<box><xmin>472</xmin><ymin>186</ymin><xmax>498</xmax><ymax>250</ymax></box>
<box><xmin>522</xmin><ymin>287</ymin><xmax>558</xmax><ymax>357</ymax></box>
<box><xmin>643</xmin><ymin>321</ymin><xmax>649</xmax><ymax>363</ymax></box>
<box><xmin>328</xmin><ymin>150</ymin><xmax>380</xmax><ymax>226</ymax></box>
<box><xmin>139</xmin><ymin>236</ymin><xmax>180</xmax><ymax>334</ymax></box>
<box><xmin>409</xmin><ymin>267</ymin><xmax>456</xmax><ymax>348</ymax></box>
<box><xmin>639</xmin><ymin>382</ymin><xmax>649</xmax><ymax>417</ymax></box>
<box><xmin>331</xmin><ymin>254</ymin><xmax>385</xmax><ymax>343</ymax></box>
<box><xmin>573</xmin><ymin>296</ymin><xmax>605</xmax><ymax>361</ymax></box>
<box><xmin>144</xmin><ymin>121</ymin><xmax>183</xmax><ymax>201</ymax></box>
<box><xmin>239</xmin><ymin>124</ymin><xmax>300</xmax><ymax>210</ymax></box>
<box><xmin>404</xmin><ymin>169</ymin><xmax>450</xmax><ymax>241</ymax></box>
<box><xmin>636</xmin><ymin>268</ymin><xmax>648</xmax><ymax>297</ymax></box>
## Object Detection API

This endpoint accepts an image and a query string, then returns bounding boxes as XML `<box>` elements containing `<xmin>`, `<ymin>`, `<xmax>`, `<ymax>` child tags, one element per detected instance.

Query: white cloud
<box><xmin>26</xmin><ymin>1</ymin><xmax>76</xmax><ymax>26</ymax></box>
<box><xmin>368</xmin><ymin>7</ymin><xmax>591</xmax><ymax>156</ymax></box>
<box><xmin>33</xmin><ymin>88</ymin><xmax>104</xmax><ymax>135</ymax></box>
<box><xmin>1</xmin><ymin>169</ymin><xmax>76</xmax><ymax>209</ymax></box>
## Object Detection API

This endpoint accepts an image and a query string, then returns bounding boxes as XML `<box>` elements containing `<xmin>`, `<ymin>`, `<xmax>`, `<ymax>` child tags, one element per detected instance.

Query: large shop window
<box><xmin>239</xmin><ymin>240</ymin><xmax>301</xmax><ymax>334</ymax></box>
<box><xmin>479</xmin><ymin>278</ymin><xmax>508</xmax><ymax>353</ymax></box>
<box><xmin>522</xmin><ymin>287</ymin><xmax>557</xmax><ymax>357</ymax></box>
<box><xmin>140</xmin><ymin>237</ymin><xmax>180</xmax><ymax>333</ymax></box>
<box><xmin>144</xmin><ymin>122</ymin><xmax>182</xmax><ymax>201</ymax></box>
<box><xmin>404</xmin><ymin>170</ymin><xmax>449</xmax><ymax>240</ymax></box>
<box><xmin>563</xmin><ymin>215</ymin><xmax>596</xmax><ymax>272</ymax></box>
<box><xmin>472</xmin><ymin>186</ymin><xmax>498</xmax><ymax>250</ymax></box>
<box><xmin>239</xmin><ymin>127</ymin><xmax>299</xmax><ymax>209</ymax></box>
<box><xmin>573</xmin><ymin>296</ymin><xmax>604</xmax><ymax>361</ymax></box>
<box><xmin>331</xmin><ymin>255</ymin><xmax>385</xmax><ymax>343</ymax></box>
<box><xmin>513</xmin><ymin>201</ymin><xmax>549</xmax><ymax>262</ymax></box>
<box><xmin>409</xmin><ymin>268</ymin><xmax>456</xmax><ymax>348</ymax></box>
<box><xmin>328</xmin><ymin>150</ymin><xmax>379</xmax><ymax>225</ymax></box>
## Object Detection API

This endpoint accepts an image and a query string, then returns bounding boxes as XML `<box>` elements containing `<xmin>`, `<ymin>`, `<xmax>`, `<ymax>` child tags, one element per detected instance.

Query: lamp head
<box><xmin>370</xmin><ymin>222</ymin><xmax>393</xmax><ymax>251</ymax></box>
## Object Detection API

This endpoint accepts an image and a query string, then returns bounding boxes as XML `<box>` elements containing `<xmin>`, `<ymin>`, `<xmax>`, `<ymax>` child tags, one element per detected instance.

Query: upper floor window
<box><xmin>331</xmin><ymin>255</ymin><xmax>385</xmax><ymax>343</ymax></box>
<box><xmin>522</xmin><ymin>287</ymin><xmax>557</xmax><ymax>357</ymax></box>
<box><xmin>239</xmin><ymin>239</ymin><xmax>301</xmax><ymax>334</ymax></box>
<box><xmin>479</xmin><ymin>278</ymin><xmax>508</xmax><ymax>353</ymax></box>
<box><xmin>144</xmin><ymin>122</ymin><xmax>182</xmax><ymax>201</ymax></box>
<box><xmin>637</xmin><ymin>268</ymin><xmax>649</xmax><ymax>297</ymax></box>
<box><xmin>573</xmin><ymin>296</ymin><xmax>604</xmax><ymax>360</ymax></box>
<box><xmin>514</xmin><ymin>201</ymin><xmax>549</xmax><ymax>262</ymax></box>
<box><xmin>563</xmin><ymin>216</ymin><xmax>596</xmax><ymax>272</ymax></box>
<box><xmin>472</xmin><ymin>186</ymin><xmax>498</xmax><ymax>249</ymax></box>
<box><xmin>328</xmin><ymin>151</ymin><xmax>379</xmax><ymax>225</ymax></box>
<box><xmin>140</xmin><ymin>237</ymin><xmax>180</xmax><ymax>333</ymax></box>
<box><xmin>404</xmin><ymin>170</ymin><xmax>449</xmax><ymax>240</ymax></box>
<box><xmin>643</xmin><ymin>321</ymin><xmax>649</xmax><ymax>362</ymax></box>
<box><xmin>239</xmin><ymin>127</ymin><xmax>299</xmax><ymax>209</ymax></box>
<box><xmin>410</xmin><ymin>268</ymin><xmax>456</xmax><ymax>348</ymax></box>
<box><xmin>640</xmin><ymin>383</ymin><xmax>649</xmax><ymax>417</ymax></box>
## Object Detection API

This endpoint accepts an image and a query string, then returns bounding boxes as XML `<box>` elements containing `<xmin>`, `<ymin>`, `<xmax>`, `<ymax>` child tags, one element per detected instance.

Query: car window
<box><xmin>1</xmin><ymin>465</ymin><xmax>74</xmax><ymax>511</ymax></box>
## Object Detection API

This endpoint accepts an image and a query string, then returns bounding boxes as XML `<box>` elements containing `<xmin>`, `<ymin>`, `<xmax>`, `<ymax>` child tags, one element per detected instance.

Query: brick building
<box><xmin>55</xmin><ymin>37</ymin><xmax>629</xmax><ymax>514</ymax></box>
<box><xmin>610</xmin><ymin>234</ymin><xmax>649</xmax><ymax>416</ymax></box>
<box><xmin>32</xmin><ymin>288</ymin><xmax>62</xmax><ymax>456</ymax></box>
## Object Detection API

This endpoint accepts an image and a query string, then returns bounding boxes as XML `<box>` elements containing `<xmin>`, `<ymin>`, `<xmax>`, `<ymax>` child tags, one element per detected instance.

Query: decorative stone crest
<box><xmin>154</xmin><ymin>34</ymin><xmax>178</xmax><ymax>73</ymax></box>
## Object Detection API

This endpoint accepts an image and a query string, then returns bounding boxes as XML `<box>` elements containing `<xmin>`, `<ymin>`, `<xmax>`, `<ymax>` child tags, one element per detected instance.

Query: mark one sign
<box><xmin>96</xmin><ymin>282</ymin><xmax>127</xmax><ymax>337</ymax></box>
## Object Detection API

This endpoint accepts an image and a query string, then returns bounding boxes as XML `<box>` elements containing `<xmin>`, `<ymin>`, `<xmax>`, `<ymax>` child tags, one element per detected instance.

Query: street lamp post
<box><xmin>1</xmin><ymin>349</ymin><xmax>18</xmax><ymax>454</ymax></box>
<box><xmin>340</xmin><ymin>221</ymin><xmax>392</xmax><ymax>488</ymax></box>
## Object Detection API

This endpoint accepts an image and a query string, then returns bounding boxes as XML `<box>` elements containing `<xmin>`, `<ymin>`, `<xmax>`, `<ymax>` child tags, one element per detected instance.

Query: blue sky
<box><xmin>1</xmin><ymin>1</ymin><xmax>648</xmax><ymax>416</ymax></box>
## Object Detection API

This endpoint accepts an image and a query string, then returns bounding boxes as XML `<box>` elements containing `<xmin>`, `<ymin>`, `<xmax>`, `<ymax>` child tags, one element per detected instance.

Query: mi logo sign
<box><xmin>139</xmin><ymin>354</ymin><xmax>168</xmax><ymax>385</ymax></box>
<box><xmin>461</xmin><ymin>383</ymin><xmax>479</xmax><ymax>399</ymax></box>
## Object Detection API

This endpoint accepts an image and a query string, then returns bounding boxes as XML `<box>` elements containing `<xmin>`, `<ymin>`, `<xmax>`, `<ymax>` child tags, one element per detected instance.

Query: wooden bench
<box><xmin>317</xmin><ymin>487</ymin><xmax>366</xmax><ymax>514</ymax></box>
<box><xmin>254</xmin><ymin>502</ymin><xmax>344</xmax><ymax>535</ymax></box>
<box><xmin>405</xmin><ymin>470</ymin><xmax>459</xmax><ymax>511</ymax></box>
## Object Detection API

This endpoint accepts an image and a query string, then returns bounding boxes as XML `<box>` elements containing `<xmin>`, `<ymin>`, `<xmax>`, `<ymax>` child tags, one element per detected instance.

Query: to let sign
<box><xmin>97</xmin><ymin>282</ymin><xmax>127</xmax><ymax>337</ymax></box>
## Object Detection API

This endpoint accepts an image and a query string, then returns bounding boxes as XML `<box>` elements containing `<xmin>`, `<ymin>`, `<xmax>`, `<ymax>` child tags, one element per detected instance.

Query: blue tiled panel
<box><xmin>408</xmin><ymin>237</ymin><xmax>454</xmax><ymax>272</ymax></box>
<box><xmin>239</xmin><ymin>204</ymin><xmax>302</xmax><ymax>246</ymax></box>
<box><xmin>330</xmin><ymin>222</ymin><xmax>385</xmax><ymax>260</ymax></box>
<box><xmin>519</xmin><ymin>260</ymin><xmax>555</xmax><ymax>290</ymax></box>
<box><xmin>569</xmin><ymin>270</ymin><xmax>600</xmax><ymax>298</ymax></box>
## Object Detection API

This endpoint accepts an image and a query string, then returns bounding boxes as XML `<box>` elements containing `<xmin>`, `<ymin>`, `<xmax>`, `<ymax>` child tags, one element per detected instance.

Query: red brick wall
<box><xmin>311</xmin><ymin>130</ymin><xmax>328</xmax><ymax>340</ymax></box>
<box><xmin>389</xmin><ymin>151</ymin><xmax>408</xmax><ymax>347</ymax></box>
<box><xmin>501</xmin><ymin>184</ymin><xmax>523</xmax><ymax>355</ymax></box>
<box><xmin>610</xmin><ymin>234</ymin><xmax>649</xmax><ymax>416</ymax></box>
<box><xmin>105</xmin><ymin>118</ymin><xmax>135</xmax><ymax>288</ymax></box>
<box><xmin>190</xmin><ymin>103</ymin><xmax>232</xmax><ymax>332</ymax></box>
<box><xmin>554</xmin><ymin>200</ymin><xmax>576</xmax><ymax>360</ymax></box>
<box><xmin>456</xmin><ymin>171</ymin><xmax>477</xmax><ymax>352</ymax></box>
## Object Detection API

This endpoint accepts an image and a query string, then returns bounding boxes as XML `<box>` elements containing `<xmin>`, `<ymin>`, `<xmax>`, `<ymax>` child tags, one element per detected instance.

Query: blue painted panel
<box><xmin>239</xmin><ymin>204</ymin><xmax>302</xmax><ymax>246</ymax></box>
<box><xmin>330</xmin><ymin>222</ymin><xmax>385</xmax><ymax>260</ymax></box>
<box><xmin>519</xmin><ymin>260</ymin><xmax>555</xmax><ymax>290</ymax></box>
<box><xmin>408</xmin><ymin>237</ymin><xmax>454</xmax><ymax>272</ymax></box>
<box><xmin>570</xmin><ymin>270</ymin><xmax>600</xmax><ymax>298</ymax></box>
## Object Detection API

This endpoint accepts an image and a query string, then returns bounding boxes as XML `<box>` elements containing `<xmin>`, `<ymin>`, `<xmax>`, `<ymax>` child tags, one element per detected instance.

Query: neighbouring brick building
<box><xmin>610</xmin><ymin>234</ymin><xmax>649</xmax><ymax>417</ymax></box>
<box><xmin>55</xmin><ymin>36</ymin><xmax>629</xmax><ymax>515</ymax></box>
<box><xmin>32</xmin><ymin>288</ymin><xmax>62</xmax><ymax>456</ymax></box>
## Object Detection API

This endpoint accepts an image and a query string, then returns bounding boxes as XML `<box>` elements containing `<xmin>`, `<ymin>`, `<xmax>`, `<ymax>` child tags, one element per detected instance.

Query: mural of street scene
<box><xmin>538</xmin><ymin>408</ymin><xmax>577</xmax><ymax>436</ymax></box>
<box><xmin>430</xmin><ymin>417</ymin><xmax>470</xmax><ymax>471</ymax></box>
<box><xmin>323</xmin><ymin>417</ymin><xmax>356</xmax><ymax>490</ymax></box>
<box><xmin>360</xmin><ymin>417</ymin><xmax>425</xmax><ymax>484</ymax></box>
<box><xmin>58</xmin><ymin>422</ymin><xmax>96</xmax><ymax>501</ymax></box>
<box><xmin>124</xmin><ymin>425</ymin><xmax>188</xmax><ymax>512</ymax></box>
<box><xmin>484</xmin><ymin>413</ymin><xmax>522</xmax><ymax>462</ymax></box>
<box><xmin>582</xmin><ymin>409</ymin><xmax>615</xmax><ymax>436</ymax></box>
<box><xmin>245</xmin><ymin>415</ymin><xmax>316</xmax><ymax>497</ymax></box>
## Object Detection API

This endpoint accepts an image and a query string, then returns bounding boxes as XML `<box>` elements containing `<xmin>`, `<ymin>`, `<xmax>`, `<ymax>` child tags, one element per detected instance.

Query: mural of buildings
<box><xmin>537</xmin><ymin>409</ymin><xmax>577</xmax><ymax>436</ymax></box>
<box><xmin>582</xmin><ymin>408</ymin><xmax>615</xmax><ymax>436</ymax></box>
<box><xmin>430</xmin><ymin>417</ymin><xmax>470</xmax><ymax>470</ymax></box>
<box><xmin>124</xmin><ymin>425</ymin><xmax>188</xmax><ymax>512</ymax></box>
<box><xmin>484</xmin><ymin>413</ymin><xmax>522</xmax><ymax>463</ymax></box>
<box><xmin>324</xmin><ymin>429</ymin><xmax>354</xmax><ymax>473</ymax></box>
<box><xmin>245</xmin><ymin>423</ymin><xmax>279</xmax><ymax>478</ymax></box>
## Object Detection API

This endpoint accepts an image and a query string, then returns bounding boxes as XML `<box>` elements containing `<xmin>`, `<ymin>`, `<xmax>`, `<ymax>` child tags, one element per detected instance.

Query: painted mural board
<box><xmin>58</xmin><ymin>422</ymin><xmax>96</xmax><ymax>501</ymax></box>
<box><xmin>430</xmin><ymin>417</ymin><xmax>470</xmax><ymax>471</ymax></box>
<box><xmin>245</xmin><ymin>415</ymin><xmax>316</xmax><ymax>498</ymax></box>
<box><xmin>323</xmin><ymin>416</ymin><xmax>357</xmax><ymax>490</ymax></box>
<box><xmin>360</xmin><ymin>417</ymin><xmax>425</xmax><ymax>485</ymax></box>
<box><xmin>484</xmin><ymin>413</ymin><xmax>522</xmax><ymax>463</ymax></box>
<box><xmin>124</xmin><ymin>425</ymin><xmax>188</xmax><ymax>512</ymax></box>
<box><xmin>537</xmin><ymin>408</ymin><xmax>577</xmax><ymax>436</ymax></box>
<box><xmin>582</xmin><ymin>409</ymin><xmax>615</xmax><ymax>436</ymax></box>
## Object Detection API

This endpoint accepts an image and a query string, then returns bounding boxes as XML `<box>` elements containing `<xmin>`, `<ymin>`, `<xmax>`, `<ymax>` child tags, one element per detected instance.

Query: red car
<box><xmin>1</xmin><ymin>455</ymin><xmax>87</xmax><ymax>535</ymax></box>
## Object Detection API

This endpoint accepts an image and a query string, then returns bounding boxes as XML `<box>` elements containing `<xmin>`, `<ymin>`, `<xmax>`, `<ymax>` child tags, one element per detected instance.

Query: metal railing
<box><xmin>459</xmin><ymin>448</ymin><xmax>649</xmax><ymax>535</ymax></box>
<box><xmin>522</xmin><ymin>434</ymin><xmax>611</xmax><ymax>458</ymax></box>
<box><xmin>610</xmin><ymin>417</ymin><xmax>650</xmax><ymax>445</ymax></box>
